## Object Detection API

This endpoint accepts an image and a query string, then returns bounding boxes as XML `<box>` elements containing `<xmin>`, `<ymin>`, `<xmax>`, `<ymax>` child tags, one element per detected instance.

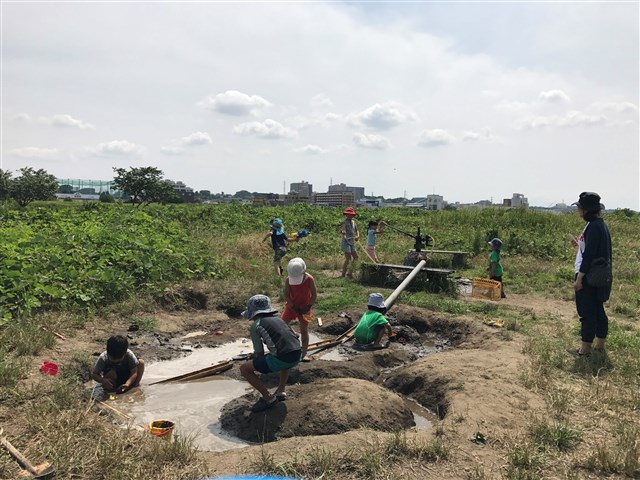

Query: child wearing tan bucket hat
<box><xmin>340</xmin><ymin>207</ymin><xmax>359</xmax><ymax>277</ymax></box>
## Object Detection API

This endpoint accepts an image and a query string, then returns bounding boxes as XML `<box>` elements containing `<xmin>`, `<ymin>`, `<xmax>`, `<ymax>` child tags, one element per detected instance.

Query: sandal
<box><xmin>566</xmin><ymin>348</ymin><xmax>590</xmax><ymax>358</ymax></box>
<box><xmin>251</xmin><ymin>396</ymin><xmax>278</xmax><ymax>412</ymax></box>
<box><xmin>275</xmin><ymin>391</ymin><xmax>287</xmax><ymax>401</ymax></box>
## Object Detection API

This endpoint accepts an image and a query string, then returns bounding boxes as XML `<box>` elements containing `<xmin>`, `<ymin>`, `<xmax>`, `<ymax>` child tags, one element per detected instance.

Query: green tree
<box><xmin>0</xmin><ymin>169</ymin><xmax>12</xmax><ymax>201</ymax></box>
<box><xmin>112</xmin><ymin>167</ymin><xmax>174</xmax><ymax>206</ymax></box>
<box><xmin>234</xmin><ymin>190</ymin><xmax>252</xmax><ymax>199</ymax></box>
<box><xmin>99</xmin><ymin>191</ymin><xmax>115</xmax><ymax>203</ymax></box>
<box><xmin>9</xmin><ymin>167</ymin><xmax>58</xmax><ymax>207</ymax></box>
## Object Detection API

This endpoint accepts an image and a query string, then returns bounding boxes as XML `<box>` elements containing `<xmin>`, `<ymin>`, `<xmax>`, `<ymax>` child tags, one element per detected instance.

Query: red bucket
<box><xmin>40</xmin><ymin>361</ymin><xmax>59</xmax><ymax>375</ymax></box>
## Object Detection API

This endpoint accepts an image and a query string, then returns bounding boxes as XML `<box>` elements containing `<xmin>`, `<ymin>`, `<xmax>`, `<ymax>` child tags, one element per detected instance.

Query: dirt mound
<box><xmin>220</xmin><ymin>378</ymin><xmax>415</xmax><ymax>442</ymax></box>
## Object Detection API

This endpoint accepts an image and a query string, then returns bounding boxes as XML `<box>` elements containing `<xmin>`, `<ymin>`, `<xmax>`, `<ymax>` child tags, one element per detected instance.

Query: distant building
<box><xmin>328</xmin><ymin>183</ymin><xmax>365</xmax><ymax>201</ymax></box>
<box><xmin>313</xmin><ymin>191</ymin><xmax>355</xmax><ymax>207</ymax></box>
<box><xmin>426</xmin><ymin>194</ymin><xmax>445</xmax><ymax>210</ymax></box>
<box><xmin>166</xmin><ymin>180</ymin><xmax>195</xmax><ymax>203</ymax></box>
<box><xmin>283</xmin><ymin>191</ymin><xmax>311</xmax><ymax>205</ymax></box>
<box><xmin>290</xmin><ymin>181</ymin><xmax>313</xmax><ymax>197</ymax></box>
<box><xmin>503</xmin><ymin>193</ymin><xmax>529</xmax><ymax>208</ymax></box>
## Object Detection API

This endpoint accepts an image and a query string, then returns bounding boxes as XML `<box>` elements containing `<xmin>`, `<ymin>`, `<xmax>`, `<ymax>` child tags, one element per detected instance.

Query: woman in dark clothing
<box><xmin>570</xmin><ymin>192</ymin><xmax>612</xmax><ymax>356</ymax></box>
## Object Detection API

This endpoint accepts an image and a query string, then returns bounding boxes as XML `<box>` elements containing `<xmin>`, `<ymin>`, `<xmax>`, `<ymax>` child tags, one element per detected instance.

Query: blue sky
<box><xmin>2</xmin><ymin>1</ymin><xmax>638</xmax><ymax>208</ymax></box>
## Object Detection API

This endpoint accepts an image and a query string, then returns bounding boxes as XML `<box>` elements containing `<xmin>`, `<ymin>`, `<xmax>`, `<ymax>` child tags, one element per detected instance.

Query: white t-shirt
<box><xmin>574</xmin><ymin>224</ymin><xmax>588</xmax><ymax>274</ymax></box>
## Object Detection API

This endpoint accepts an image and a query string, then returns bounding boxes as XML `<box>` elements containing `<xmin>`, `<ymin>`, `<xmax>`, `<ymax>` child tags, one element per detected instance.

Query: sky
<box><xmin>2</xmin><ymin>1</ymin><xmax>639</xmax><ymax>209</ymax></box>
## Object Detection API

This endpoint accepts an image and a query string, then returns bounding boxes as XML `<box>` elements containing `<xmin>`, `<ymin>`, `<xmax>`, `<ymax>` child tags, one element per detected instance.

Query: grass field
<box><xmin>0</xmin><ymin>202</ymin><xmax>638</xmax><ymax>479</ymax></box>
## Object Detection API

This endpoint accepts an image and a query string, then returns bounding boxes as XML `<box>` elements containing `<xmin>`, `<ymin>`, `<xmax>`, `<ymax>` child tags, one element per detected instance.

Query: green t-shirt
<box><xmin>354</xmin><ymin>310</ymin><xmax>388</xmax><ymax>344</ymax></box>
<box><xmin>489</xmin><ymin>251</ymin><xmax>503</xmax><ymax>277</ymax></box>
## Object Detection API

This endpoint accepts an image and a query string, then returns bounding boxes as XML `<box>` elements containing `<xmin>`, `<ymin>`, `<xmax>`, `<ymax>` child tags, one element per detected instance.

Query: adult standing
<box><xmin>340</xmin><ymin>207</ymin><xmax>359</xmax><ymax>277</ymax></box>
<box><xmin>570</xmin><ymin>192</ymin><xmax>612</xmax><ymax>356</ymax></box>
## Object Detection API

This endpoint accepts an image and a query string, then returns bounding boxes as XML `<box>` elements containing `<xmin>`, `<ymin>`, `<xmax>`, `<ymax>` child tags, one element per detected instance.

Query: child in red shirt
<box><xmin>281</xmin><ymin>257</ymin><xmax>317</xmax><ymax>363</ymax></box>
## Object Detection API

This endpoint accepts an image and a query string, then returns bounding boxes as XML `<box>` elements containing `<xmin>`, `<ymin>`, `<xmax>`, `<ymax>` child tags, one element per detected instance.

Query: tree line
<box><xmin>0</xmin><ymin>166</ymin><xmax>180</xmax><ymax>207</ymax></box>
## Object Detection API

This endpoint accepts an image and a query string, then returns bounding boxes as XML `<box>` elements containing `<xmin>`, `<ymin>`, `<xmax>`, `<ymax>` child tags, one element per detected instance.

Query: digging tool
<box><xmin>148</xmin><ymin>360</ymin><xmax>233</xmax><ymax>385</ymax></box>
<box><xmin>0</xmin><ymin>428</ymin><xmax>55</xmax><ymax>478</ymax></box>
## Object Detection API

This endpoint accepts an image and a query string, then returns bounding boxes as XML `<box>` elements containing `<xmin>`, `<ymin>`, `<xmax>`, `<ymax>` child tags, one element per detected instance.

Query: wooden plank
<box><xmin>148</xmin><ymin>360</ymin><xmax>233</xmax><ymax>385</ymax></box>
<box><xmin>375</xmin><ymin>264</ymin><xmax>454</xmax><ymax>274</ymax></box>
<box><xmin>424</xmin><ymin>250</ymin><xmax>469</xmax><ymax>255</ymax></box>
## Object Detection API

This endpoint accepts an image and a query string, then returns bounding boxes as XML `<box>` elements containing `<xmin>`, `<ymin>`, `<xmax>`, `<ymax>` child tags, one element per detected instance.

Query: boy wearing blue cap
<box><xmin>263</xmin><ymin>218</ymin><xmax>290</xmax><ymax>275</ymax></box>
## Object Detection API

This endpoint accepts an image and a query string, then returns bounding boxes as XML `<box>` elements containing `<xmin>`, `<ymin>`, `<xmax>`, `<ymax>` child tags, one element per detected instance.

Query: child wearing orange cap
<box><xmin>340</xmin><ymin>207</ymin><xmax>359</xmax><ymax>278</ymax></box>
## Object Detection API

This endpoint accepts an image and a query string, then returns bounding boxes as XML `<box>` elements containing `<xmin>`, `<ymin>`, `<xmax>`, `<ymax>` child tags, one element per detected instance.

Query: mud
<box><xmin>99</xmin><ymin>304</ymin><xmax>486</xmax><ymax>449</ymax></box>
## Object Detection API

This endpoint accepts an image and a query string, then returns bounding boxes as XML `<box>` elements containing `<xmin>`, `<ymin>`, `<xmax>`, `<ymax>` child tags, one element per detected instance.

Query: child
<box><xmin>365</xmin><ymin>220</ymin><xmax>385</xmax><ymax>263</ymax></box>
<box><xmin>354</xmin><ymin>293</ymin><xmax>393</xmax><ymax>349</ymax></box>
<box><xmin>91</xmin><ymin>335</ymin><xmax>145</xmax><ymax>393</ymax></box>
<box><xmin>487</xmin><ymin>238</ymin><xmax>506</xmax><ymax>298</ymax></box>
<box><xmin>239</xmin><ymin>294</ymin><xmax>302</xmax><ymax>412</ymax></box>
<box><xmin>263</xmin><ymin>218</ymin><xmax>289</xmax><ymax>275</ymax></box>
<box><xmin>340</xmin><ymin>207</ymin><xmax>359</xmax><ymax>277</ymax></box>
<box><xmin>281</xmin><ymin>257</ymin><xmax>317</xmax><ymax>362</ymax></box>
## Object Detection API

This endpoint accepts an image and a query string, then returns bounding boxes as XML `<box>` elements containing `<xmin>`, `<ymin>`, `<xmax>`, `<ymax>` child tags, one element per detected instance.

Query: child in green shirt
<box><xmin>354</xmin><ymin>293</ymin><xmax>393</xmax><ymax>349</ymax></box>
<box><xmin>487</xmin><ymin>238</ymin><xmax>506</xmax><ymax>298</ymax></box>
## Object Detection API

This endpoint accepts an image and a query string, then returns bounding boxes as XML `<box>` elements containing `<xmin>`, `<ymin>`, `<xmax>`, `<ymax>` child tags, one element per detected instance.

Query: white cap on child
<box><xmin>287</xmin><ymin>258</ymin><xmax>306</xmax><ymax>285</ymax></box>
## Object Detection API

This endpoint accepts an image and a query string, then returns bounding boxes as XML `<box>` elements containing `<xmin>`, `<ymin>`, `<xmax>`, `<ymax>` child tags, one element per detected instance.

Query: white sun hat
<box><xmin>287</xmin><ymin>257</ymin><xmax>307</xmax><ymax>285</ymax></box>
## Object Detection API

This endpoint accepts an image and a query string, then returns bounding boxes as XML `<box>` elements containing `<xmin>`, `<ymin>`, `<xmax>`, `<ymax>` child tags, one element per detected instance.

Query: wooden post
<box><xmin>383</xmin><ymin>259</ymin><xmax>427</xmax><ymax>310</ymax></box>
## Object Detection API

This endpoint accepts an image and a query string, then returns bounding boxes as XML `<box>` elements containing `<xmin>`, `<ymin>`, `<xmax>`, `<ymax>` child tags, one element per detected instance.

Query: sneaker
<box><xmin>251</xmin><ymin>396</ymin><xmax>278</xmax><ymax>413</ymax></box>
<box><xmin>275</xmin><ymin>391</ymin><xmax>287</xmax><ymax>401</ymax></box>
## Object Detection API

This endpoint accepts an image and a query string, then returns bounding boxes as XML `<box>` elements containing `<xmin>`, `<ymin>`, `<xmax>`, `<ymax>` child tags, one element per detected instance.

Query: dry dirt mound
<box><xmin>220</xmin><ymin>378</ymin><xmax>415</xmax><ymax>442</ymax></box>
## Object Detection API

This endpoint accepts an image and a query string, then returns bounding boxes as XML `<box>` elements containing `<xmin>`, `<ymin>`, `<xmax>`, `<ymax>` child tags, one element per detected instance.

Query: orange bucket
<box><xmin>148</xmin><ymin>420</ymin><xmax>175</xmax><ymax>441</ymax></box>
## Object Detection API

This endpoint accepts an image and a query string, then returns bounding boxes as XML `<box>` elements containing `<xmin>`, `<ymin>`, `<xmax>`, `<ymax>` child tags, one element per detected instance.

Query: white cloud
<box><xmin>294</xmin><ymin>144</ymin><xmax>327</xmax><ymax>155</ymax></box>
<box><xmin>180</xmin><ymin>131</ymin><xmax>212</xmax><ymax>146</ymax></box>
<box><xmin>520</xmin><ymin>110</ymin><xmax>608</xmax><ymax>129</ymax></box>
<box><xmin>9</xmin><ymin>147</ymin><xmax>60</xmax><ymax>159</ymax></box>
<box><xmin>202</xmin><ymin>90</ymin><xmax>272</xmax><ymax>116</ymax></box>
<box><xmin>347</xmin><ymin>103</ymin><xmax>418</xmax><ymax>130</ymax></box>
<box><xmin>14</xmin><ymin>113</ymin><xmax>31</xmax><ymax>122</ymax></box>
<box><xmin>310</xmin><ymin>93</ymin><xmax>334</xmax><ymax>109</ymax></box>
<box><xmin>352</xmin><ymin>132</ymin><xmax>391</xmax><ymax>150</ymax></box>
<box><xmin>417</xmin><ymin>129</ymin><xmax>455</xmax><ymax>147</ymax></box>
<box><xmin>45</xmin><ymin>114</ymin><xmax>94</xmax><ymax>129</ymax></box>
<box><xmin>160</xmin><ymin>146</ymin><xmax>185</xmax><ymax>155</ymax></box>
<box><xmin>461</xmin><ymin>129</ymin><xmax>496</xmax><ymax>143</ymax></box>
<box><xmin>588</xmin><ymin>101</ymin><xmax>639</xmax><ymax>113</ymax></box>
<box><xmin>493</xmin><ymin>101</ymin><xmax>531</xmax><ymax>114</ymax></box>
<box><xmin>84</xmin><ymin>140</ymin><xmax>145</xmax><ymax>158</ymax></box>
<box><xmin>538</xmin><ymin>89</ymin><xmax>571</xmax><ymax>104</ymax></box>
<box><xmin>232</xmin><ymin>119</ymin><xmax>297</xmax><ymax>139</ymax></box>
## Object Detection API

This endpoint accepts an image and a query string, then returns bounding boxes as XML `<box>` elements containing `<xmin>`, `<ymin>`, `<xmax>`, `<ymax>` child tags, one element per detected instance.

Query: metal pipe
<box><xmin>384</xmin><ymin>260</ymin><xmax>427</xmax><ymax>310</ymax></box>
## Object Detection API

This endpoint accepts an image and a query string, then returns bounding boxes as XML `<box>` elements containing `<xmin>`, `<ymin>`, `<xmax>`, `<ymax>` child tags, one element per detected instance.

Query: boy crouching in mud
<box><xmin>91</xmin><ymin>334</ymin><xmax>145</xmax><ymax>394</ymax></box>
<box><xmin>354</xmin><ymin>293</ymin><xmax>393</xmax><ymax>350</ymax></box>
<box><xmin>239</xmin><ymin>294</ymin><xmax>302</xmax><ymax>412</ymax></box>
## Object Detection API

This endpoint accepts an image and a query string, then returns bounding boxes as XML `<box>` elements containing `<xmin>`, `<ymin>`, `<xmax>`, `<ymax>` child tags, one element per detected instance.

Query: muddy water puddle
<box><xmin>115</xmin><ymin>339</ymin><xmax>253</xmax><ymax>451</ymax></box>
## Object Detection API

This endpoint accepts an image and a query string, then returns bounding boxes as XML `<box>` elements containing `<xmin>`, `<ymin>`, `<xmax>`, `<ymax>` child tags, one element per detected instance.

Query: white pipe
<box><xmin>384</xmin><ymin>259</ymin><xmax>427</xmax><ymax>310</ymax></box>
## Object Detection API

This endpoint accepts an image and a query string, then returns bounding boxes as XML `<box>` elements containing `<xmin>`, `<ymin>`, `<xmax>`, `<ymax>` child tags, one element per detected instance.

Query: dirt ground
<box><xmin>24</xmin><ymin>292</ymin><xmax>585</xmax><ymax>479</ymax></box>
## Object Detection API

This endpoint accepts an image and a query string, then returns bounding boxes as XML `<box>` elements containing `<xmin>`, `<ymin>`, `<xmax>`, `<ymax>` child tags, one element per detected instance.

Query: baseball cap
<box><xmin>287</xmin><ymin>257</ymin><xmax>306</xmax><ymax>285</ymax></box>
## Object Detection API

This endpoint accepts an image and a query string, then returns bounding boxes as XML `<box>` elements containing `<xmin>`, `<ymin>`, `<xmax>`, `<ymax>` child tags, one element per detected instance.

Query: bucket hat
<box><xmin>343</xmin><ymin>207</ymin><xmax>356</xmax><ymax>216</ymax></box>
<box><xmin>287</xmin><ymin>257</ymin><xmax>306</xmax><ymax>285</ymax></box>
<box><xmin>242</xmin><ymin>294</ymin><xmax>278</xmax><ymax>320</ymax></box>
<box><xmin>572</xmin><ymin>192</ymin><xmax>604</xmax><ymax>212</ymax></box>
<box><xmin>367</xmin><ymin>293</ymin><xmax>386</xmax><ymax>310</ymax></box>
<box><xmin>271</xmin><ymin>218</ymin><xmax>283</xmax><ymax>227</ymax></box>
<box><xmin>488</xmin><ymin>238</ymin><xmax>503</xmax><ymax>249</ymax></box>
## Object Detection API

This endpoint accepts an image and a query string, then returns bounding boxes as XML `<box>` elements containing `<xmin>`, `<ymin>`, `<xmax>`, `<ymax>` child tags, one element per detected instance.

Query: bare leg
<box><xmin>275</xmin><ymin>369</ymin><xmax>290</xmax><ymax>395</ymax></box>
<box><xmin>593</xmin><ymin>337</ymin><xmax>606</xmax><ymax>350</ymax></box>
<box><xmin>299</xmin><ymin>321</ymin><xmax>309</xmax><ymax>359</ymax></box>
<box><xmin>274</xmin><ymin>260</ymin><xmax>282</xmax><ymax>275</ymax></box>
<box><xmin>347</xmin><ymin>252</ymin><xmax>358</xmax><ymax>277</ymax></box>
<box><xmin>240</xmin><ymin>361</ymin><xmax>273</xmax><ymax>400</ymax></box>
<box><xmin>341</xmin><ymin>254</ymin><xmax>350</xmax><ymax>277</ymax></box>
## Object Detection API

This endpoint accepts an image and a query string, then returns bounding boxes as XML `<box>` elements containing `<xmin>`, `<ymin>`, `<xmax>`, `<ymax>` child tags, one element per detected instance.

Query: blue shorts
<box><xmin>253</xmin><ymin>351</ymin><xmax>301</xmax><ymax>374</ymax></box>
<box><xmin>341</xmin><ymin>239</ymin><xmax>356</xmax><ymax>254</ymax></box>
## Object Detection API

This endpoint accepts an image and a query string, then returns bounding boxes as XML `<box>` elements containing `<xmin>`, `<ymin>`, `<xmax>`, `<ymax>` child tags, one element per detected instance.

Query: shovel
<box><xmin>0</xmin><ymin>428</ymin><xmax>55</xmax><ymax>478</ymax></box>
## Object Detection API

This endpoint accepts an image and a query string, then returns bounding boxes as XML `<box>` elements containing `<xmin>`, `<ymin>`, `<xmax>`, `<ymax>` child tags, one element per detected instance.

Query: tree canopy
<box><xmin>3</xmin><ymin>167</ymin><xmax>59</xmax><ymax>207</ymax></box>
<box><xmin>112</xmin><ymin>167</ymin><xmax>174</xmax><ymax>206</ymax></box>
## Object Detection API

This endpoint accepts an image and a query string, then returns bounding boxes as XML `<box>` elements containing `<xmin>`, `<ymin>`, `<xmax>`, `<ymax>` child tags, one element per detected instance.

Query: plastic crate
<box><xmin>472</xmin><ymin>278</ymin><xmax>502</xmax><ymax>301</ymax></box>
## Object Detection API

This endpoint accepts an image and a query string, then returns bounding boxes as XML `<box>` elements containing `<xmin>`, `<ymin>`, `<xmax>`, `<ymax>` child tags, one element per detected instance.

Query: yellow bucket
<box><xmin>148</xmin><ymin>420</ymin><xmax>175</xmax><ymax>441</ymax></box>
